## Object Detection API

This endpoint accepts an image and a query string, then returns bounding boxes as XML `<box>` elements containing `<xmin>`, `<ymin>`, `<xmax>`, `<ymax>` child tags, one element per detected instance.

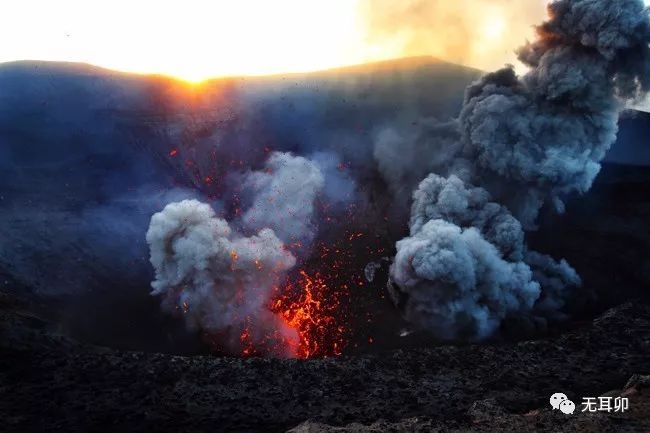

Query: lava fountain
<box><xmin>270</xmin><ymin>270</ymin><xmax>349</xmax><ymax>359</ymax></box>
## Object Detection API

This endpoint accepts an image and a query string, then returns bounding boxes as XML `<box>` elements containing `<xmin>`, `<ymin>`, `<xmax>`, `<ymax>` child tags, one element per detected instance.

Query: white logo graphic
<box><xmin>551</xmin><ymin>393</ymin><xmax>630</xmax><ymax>415</ymax></box>
<box><xmin>560</xmin><ymin>399</ymin><xmax>576</xmax><ymax>415</ymax></box>
<box><xmin>550</xmin><ymin>393</ymin><xmax>569</xmax><ymax>410</ymax></box>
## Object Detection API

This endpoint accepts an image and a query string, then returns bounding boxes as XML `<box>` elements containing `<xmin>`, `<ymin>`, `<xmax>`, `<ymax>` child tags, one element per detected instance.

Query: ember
<box><xmin>271</xmin><ymin>270</ymin><xmax>348</xmax><ymax>359</ymax></box>
<box><xmin>235</xmin><ymin>270</ymin><xmax>348</xmax><ymax>359</ymax></box>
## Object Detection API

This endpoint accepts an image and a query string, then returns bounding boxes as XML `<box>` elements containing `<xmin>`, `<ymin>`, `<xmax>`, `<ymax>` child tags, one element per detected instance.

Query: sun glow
<box><xmin>482</xmin><ymin>16</ymin><xmax>506</xmax><ymax>41</ymax></box>
<box><xmin>4</xmin><ymin>1</ymin><xmax>649</xmax><ymax>83</ymax></box>
<box><xmin>0</xmin><ymin>0</ymin><xmax>392</xmax><ymax>82</ymax></box>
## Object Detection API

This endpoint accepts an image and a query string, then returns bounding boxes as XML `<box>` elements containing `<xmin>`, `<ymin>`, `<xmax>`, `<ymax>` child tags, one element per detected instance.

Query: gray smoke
<box><xmin>241</xmin><ymin>151</ymin><xmax>325</xmax><ymax>246</ymax></box>
<box><xmin>460</xmin><ymin>0</ymin><xmax>650</xmax><ymax>225</ymax></box>
<box><xmin>373</xmin><ymin>118</ymin><xmax>462</xmax><ymax>204</ymax></box>
<box><xmin>389</xmin><ymin>0</ymin><xmax>649</xmax><ymax>340</ymax></box>
<box><xmin>391</xmin><ymin>174</ymin><xmax>580</xmax><ymax>340</ymax></box>
<box><xmin>146</xmin><ymin>152</ymin><xmax>325</xmax><ymax>356</ymax></box>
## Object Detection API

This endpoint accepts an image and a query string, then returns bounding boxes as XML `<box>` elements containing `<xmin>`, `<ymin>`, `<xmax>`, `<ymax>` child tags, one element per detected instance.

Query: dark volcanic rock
<box><xmin>289</xmin><ymin>373</ymin><xmax>650</xmax><ymax>432</ymax></box>
<box><xmin>0</xmin><ymin>294</ymin><xmax>649</xmax><ymax>433</ymax></box>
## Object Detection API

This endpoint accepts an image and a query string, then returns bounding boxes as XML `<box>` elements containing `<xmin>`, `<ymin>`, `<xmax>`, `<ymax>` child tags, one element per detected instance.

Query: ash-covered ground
<box><xmin>1</xmin><ymin>162</ymin><xmax>649</xmax><ymax>433</ymax></box>
<box><xmin>1</xmin><ymin>290</ymin><xmax>648</xmax><ymax>433</ymax></box>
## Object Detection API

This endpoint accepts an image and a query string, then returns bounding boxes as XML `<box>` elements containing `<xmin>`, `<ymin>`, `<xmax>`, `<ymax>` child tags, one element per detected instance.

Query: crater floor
<box><xmin>1</xmin><ymin>289</ymin><xmax>648</xmax><ymax>433</ymax></box>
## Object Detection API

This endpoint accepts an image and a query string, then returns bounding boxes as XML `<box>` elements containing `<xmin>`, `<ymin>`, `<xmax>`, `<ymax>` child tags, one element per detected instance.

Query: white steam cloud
<box><xmin>242</xmin><ymin>151</ymin><xmax>324</xmax><ymax>246</ymax></box>
<box><xmin>146</xmin><ymin>152</ymin><xmax>325</xmax><ymax>356</ymax></box>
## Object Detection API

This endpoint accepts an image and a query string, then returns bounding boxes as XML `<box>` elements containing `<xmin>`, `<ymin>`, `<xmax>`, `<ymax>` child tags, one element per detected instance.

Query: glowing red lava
<box><xmin>236</xmin><ymin>269</ymin><xmax>349</xmax><ymax>360</ymax></box>
<box><xmin>272</xmin><ymin>270</ymin><xmax>348</xmax><ymax>359</ymax></box>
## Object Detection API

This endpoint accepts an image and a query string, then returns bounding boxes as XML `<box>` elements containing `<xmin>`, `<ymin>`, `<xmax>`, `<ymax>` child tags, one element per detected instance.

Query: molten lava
<box><xmin>272</xmin><ymin>270</ymin><xmax>348</xmax><ymax>359</ymax></box>
<box><xmin>236</xmin><ymin>269</ymin><xmax>349</xmax><ymax>359</ymax></box>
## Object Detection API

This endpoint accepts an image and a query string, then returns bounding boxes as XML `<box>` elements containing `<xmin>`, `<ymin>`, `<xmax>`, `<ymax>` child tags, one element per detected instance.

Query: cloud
<box><xmin>241</xmin><ymin>152</ymin><xmax>325</xmax><ymax>246</ymax></box>
<box><xmin>146</xmin><ymin>199</ymin><xmax>299</xmax><ymax>356</ymax></box>
<box><xmin>359</xmin><ymin>0</ymin><xmax>546</xmax><ymax>72</ymax></box>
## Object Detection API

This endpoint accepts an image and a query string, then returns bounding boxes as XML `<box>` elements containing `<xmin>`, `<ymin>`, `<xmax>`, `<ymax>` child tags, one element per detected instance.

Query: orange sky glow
<box><xmin>1</xmin><ymin>1</ymin><xmax>648</xmax><ymax>82</ymax></box>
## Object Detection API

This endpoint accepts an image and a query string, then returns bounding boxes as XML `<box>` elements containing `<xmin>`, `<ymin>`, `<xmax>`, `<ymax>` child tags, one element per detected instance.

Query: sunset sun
<box><xmin>0</xmin><ymin>0</ymin><xmax>389</xmax><ymax>82</ymax></box>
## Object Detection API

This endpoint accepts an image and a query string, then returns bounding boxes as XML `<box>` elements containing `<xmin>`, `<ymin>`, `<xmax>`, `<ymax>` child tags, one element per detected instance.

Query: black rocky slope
<box><xmin>1</xmin><ymin>288</ymin><xmax>648</xmax><ymax>433</ymax></box>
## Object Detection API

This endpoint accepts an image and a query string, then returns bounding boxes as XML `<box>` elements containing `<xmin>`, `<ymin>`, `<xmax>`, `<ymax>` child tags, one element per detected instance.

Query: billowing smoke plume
<box><xmin>389</xmin><ymin>0</ymin><xmax>650</xmax><ymax>340</ymax></box>
<box><xmin>146</xmin><ymin>152</ymin><xmax>325</xmax><ymax>356</ymax></box>
<box><xmin>460</xmin><ymin>0</ymin><xmax>650</xmax><ymax>225</ymax></box>
<box><xmin>390</xmin><ymin>174</ymin><xmax>580</xmax><ymax>340</ymax></box>
<box><xmin>241</xmin><ymin>151</ymin><xmax>324</xmax><ymax>246</ymax></box>
<box><xmin>147</xmin><ymin>200</ymin><xmax>298</xmax><ymax>355</ymax></box>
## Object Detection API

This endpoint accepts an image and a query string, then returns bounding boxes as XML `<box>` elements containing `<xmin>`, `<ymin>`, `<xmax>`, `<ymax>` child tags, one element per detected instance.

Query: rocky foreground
<box><xmin>289</xmin><ymin>374</ymin><xmax>650</xmax><ymax>432</ymax></box>
<box><xmin>0</xmin><ymin>292</ymin><xmax>649</xmax><ymax>433</ymax></box>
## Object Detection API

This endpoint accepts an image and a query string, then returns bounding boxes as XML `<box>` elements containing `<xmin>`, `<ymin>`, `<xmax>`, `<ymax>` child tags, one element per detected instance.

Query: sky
<box><xmin>0</xmin><ymin>0</ymin><xmax>649</xmax><ymax>82</ymax></box>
